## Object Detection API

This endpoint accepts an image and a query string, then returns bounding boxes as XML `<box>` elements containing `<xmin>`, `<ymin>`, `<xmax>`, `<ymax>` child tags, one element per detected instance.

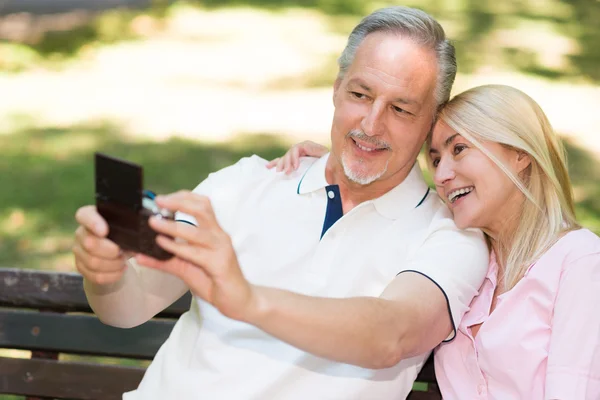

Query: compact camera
<box><xmin>95</xmin><ymin>152</ymin><xmax>174</xmax><ymax>260</ymax></box>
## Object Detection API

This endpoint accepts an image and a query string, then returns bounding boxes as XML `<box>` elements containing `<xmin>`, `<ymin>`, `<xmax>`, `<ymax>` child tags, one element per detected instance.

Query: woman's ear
<box><xmin>515</xmin><ymin>151</ymin><xmax>532</xmax><ymax>173</ymax></box>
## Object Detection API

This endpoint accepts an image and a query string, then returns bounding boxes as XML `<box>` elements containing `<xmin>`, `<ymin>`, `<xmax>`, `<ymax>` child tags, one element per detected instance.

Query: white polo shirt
<box><xmin>124</xmin><ymin>154</ymin><xmax>488</xmax><ymax>400</ymax></box>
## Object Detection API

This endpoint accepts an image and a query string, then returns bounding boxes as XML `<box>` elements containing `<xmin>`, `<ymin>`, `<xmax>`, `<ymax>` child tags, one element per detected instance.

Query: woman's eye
<box><xmin>453</xmin><ymin>144</ymin><xmax>467</xmax><ymax>155</ymax></box>
<box><xmin>431</xmin><ymin>158</ymin><xmax>440</xmax><ymax>168</ymax></box>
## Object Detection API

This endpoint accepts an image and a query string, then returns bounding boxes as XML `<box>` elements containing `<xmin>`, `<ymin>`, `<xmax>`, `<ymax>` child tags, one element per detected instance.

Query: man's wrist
<box><xmin>242</xmin><ymin>285</ymin><xmax>272</xmax><ymax>326</ymax></box>
<box><xmin>83</xmin><ymin>259</ymin><xmax>131</xmax><ymax>296</ymax></box>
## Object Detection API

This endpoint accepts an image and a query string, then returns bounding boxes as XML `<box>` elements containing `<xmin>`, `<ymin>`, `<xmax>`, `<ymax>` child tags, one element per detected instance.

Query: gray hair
<box><xmin>338</xmin><ymin>6</ymin><xmax>456</xmax><ymax>108</ymax></box>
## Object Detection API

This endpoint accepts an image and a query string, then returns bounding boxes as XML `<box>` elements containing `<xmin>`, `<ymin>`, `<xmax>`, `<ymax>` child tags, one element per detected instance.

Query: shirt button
<box><xmin>328</xmin><ymin>190</ymin><xmax>335</xmax><ymax>199</ymax></box>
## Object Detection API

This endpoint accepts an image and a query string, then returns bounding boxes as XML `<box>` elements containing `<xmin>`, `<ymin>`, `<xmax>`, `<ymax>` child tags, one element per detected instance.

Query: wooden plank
<box><xmin>0</xmin><ymin>356</ymin><xmax>144</xmax><ymax>400</ymax></box>
<box><xmin>0</xmin><ymin>268</ymin><xmax>192</xmax><ymax>317</ymax></box>
<box><xmin>0</xmin><ymin>310</ymin><xmax>175</xmax><ymax>359</ymax></box>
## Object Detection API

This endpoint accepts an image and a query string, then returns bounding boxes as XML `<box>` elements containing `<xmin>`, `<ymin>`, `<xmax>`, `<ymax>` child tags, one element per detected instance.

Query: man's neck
<box><xmin>324</xmin><ymin>155</ymin><xmax>412</xmax><ymax>214</ymax></box>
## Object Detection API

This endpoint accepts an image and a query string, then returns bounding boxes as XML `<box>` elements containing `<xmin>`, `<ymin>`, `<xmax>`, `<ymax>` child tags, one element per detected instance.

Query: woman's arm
<box><xmin>545</xmin><ymin>253</ymin><xmax>600</xmax><ymax>400</ymax></box>
<box><xmin>266</xmin><ymin>140</ymin><xmax>329</xmax><ymax>174</ymax></box>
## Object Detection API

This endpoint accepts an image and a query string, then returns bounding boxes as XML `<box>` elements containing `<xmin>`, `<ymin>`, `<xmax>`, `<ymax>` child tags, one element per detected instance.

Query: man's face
<box><xmin>330</xmin><ymin>32</ymin><xmax>438</xmax><ymax>187</ymax></box>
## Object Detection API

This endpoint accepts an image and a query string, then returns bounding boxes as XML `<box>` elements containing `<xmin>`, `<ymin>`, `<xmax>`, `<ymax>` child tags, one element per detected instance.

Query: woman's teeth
<box><xmin>448</xmin><ymin>186</ymin><xmax>474</xmax><ymax>203</ymax></box>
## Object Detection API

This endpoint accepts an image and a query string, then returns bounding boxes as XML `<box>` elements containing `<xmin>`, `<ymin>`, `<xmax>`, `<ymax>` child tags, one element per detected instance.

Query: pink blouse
<box><xmin>434</xmin><ymin>229</ymin><xmax>600</xmax><ymax>399</ymax></box>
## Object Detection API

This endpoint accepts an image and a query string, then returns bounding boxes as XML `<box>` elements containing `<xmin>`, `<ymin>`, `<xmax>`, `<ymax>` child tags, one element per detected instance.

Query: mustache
<box><xmin>346</xmin><ymin>130</ymin><xmax>391</xmax><ymax>150</ymax></box>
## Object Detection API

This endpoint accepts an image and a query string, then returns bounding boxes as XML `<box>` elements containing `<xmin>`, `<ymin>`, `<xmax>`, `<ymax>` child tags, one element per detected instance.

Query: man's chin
<box><xmin>340</xmin><ymin>153</ymin><xmax>388</xmax><ymax>185</ymax></box>
<box><xmin>343</xmin><ymin>166</ymin><xmax>386</xmax><ymax>186</ymax></box>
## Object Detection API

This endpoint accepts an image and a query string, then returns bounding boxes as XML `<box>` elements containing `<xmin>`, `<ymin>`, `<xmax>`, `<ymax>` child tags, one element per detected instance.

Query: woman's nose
<box><xmin>433</xmin><ymin>158</ymin><xmax>455</xmax><ymax>186</ymax></box>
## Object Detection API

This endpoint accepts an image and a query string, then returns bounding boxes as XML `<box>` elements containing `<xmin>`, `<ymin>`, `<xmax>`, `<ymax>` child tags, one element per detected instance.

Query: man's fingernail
<box><xmin>150</xmin><ymin>216</ymin><xmax>164</xmax><ymax>225</ymax></box>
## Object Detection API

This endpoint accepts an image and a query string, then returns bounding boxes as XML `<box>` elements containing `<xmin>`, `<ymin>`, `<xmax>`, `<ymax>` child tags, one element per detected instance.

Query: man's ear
<box><xmin>333</xmin><ymin>78</ymin><xmax>342</xmax><ymax>104</ymax></box>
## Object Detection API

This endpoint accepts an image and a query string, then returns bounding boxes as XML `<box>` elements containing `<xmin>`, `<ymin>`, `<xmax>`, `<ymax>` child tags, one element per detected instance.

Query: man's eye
<box><xmin>351</xmin><ymin>92</ymin><xmax>366</xmax><ymax>99</ymax></box>
<box><xmin>392</xmin><ymin>105</ymin><xmax>406</xmax><ymax>114</ymax></box>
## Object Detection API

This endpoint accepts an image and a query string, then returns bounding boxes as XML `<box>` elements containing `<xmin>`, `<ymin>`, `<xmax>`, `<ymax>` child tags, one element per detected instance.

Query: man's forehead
<box><xmin>346</xmin><ymin>33</ymin><xmax>438</xmax><ymax>97</ymax></box>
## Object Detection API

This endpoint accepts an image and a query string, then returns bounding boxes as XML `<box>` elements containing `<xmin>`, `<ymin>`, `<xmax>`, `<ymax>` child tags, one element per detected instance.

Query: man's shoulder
<box><xmin>210</xmin><ymin>155</ymin><xmax>319</xmax><ymax>183</ymax></box>
<box><xmin>192</xmin><ymin>155</ymin><xmax>320</xmax><ymax>200</ymax></box>
<box><xmin>411</xmin><ymin>191</ymin><xmax>458</xmax><ymax>232</ymax></box>
<box><xmin>412</xmin><ymin>191</ymin><xmax>486</xmax><ymax>250</ymax></box>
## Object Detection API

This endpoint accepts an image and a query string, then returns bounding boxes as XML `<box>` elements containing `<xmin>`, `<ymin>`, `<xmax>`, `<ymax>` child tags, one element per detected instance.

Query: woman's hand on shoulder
<box><xmin>266</xmin><ymin>140</ymin><xmax>329</xmax><ymax>174</ymax></box>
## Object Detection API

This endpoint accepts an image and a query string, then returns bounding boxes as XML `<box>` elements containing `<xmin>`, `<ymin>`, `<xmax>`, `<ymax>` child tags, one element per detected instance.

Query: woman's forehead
<box><xmin>430</xmin><ymin>120</ymin><xmax>462</xmax><ymax>149</ymax></box>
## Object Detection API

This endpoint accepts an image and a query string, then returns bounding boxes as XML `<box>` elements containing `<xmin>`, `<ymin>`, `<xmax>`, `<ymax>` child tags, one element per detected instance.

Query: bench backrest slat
<box><xmin>0</xmin><ymin>268</ymin><xmax>192</xmax><ymax>317</ymax></box>
<box><xmin>0</xmin><ymin>356</ymin><xmax>144</xmax><ymax>400</ymax></box>
<box><xmin>0</xmin><ymin>309</ymin><xmax>176</xmax><ymax>359</ymax></box>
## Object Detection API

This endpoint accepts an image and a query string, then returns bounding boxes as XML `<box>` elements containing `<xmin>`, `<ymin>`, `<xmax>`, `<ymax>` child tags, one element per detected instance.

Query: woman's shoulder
<box><xmin>553</xmin><ymin>228</ymin><xmax>600</xmax><ymax>267</ymax></box>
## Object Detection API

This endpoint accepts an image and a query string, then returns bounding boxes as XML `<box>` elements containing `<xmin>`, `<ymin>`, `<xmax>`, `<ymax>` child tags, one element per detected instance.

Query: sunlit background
<box><xmin>1</xmin><ymin>0</ymin><xmax>599</xmax><ymax>273</ymax></box>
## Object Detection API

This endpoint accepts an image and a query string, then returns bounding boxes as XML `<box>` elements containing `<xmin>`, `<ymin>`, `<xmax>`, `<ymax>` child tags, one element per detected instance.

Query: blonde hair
<box><xmin>434</xmin><ymin>85</ymin><xmax>579</xmax><ymax>290</ymax></box>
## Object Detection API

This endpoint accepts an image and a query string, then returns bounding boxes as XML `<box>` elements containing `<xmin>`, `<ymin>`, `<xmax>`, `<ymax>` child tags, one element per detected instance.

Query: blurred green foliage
<box><xmin>196</xmin><ymin>0</ymin><xmax>364</xmax><ymax>15</ymax></box>
<box><xmin>0</xmin><ymin>9</ymin><xmax>140</xmax><ymax>71</ymax></box>
<box><xmin>1</xmin><ymin>0</ymin><xmax>599</xmax><ymax>82</ymax></box>
<box><xmin>0</xmin><ymin>120</ymin><xmax>289</xmax><ymax>270</ymax></box>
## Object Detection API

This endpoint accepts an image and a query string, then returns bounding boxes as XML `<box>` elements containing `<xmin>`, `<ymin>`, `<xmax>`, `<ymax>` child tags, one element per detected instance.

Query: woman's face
<box><xmin>428</xmin><ymin>120</ymin><xmax>530</xmax><ymax>236</ymax></box>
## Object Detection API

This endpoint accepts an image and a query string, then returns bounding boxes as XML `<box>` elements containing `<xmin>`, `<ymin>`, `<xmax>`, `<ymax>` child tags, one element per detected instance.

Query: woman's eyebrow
<box><xmin>444</xmin><ymin>133</ymin><xmax>460</xmax><ymax>147</ymax></box>
<box><xmin>429</xmin><ymin>133</ymin><xmax>460</xmax><ymax>155</ymax></box>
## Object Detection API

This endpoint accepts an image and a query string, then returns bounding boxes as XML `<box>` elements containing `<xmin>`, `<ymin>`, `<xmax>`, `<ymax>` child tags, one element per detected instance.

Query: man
<box><xmin>73</xmin><ymin>6</ymin><xmax>488</xmax><ymax>399</ymax></box>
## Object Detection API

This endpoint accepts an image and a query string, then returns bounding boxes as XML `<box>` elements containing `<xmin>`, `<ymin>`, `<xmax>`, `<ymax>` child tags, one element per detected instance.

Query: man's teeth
<box><xmin>448</xmin><ymin>187</ymin><xmax>474</xmax><ymax>203</ymax></box>
<box><xmin>356</xmin><ymin>142</ymin><xmax>375</xmax><ymax>152</ymax></box>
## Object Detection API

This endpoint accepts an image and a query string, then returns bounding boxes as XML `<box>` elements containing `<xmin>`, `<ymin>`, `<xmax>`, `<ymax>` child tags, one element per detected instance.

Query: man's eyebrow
<box><xmin>347</xmin><ymin>78</ymin><xmax>372</xmax><ymax>93</ymax></box>
<box><xmin>428</xmin><ymin>133</ymin><xmax>460</xmax><ymax>155</ymax></box>
<box><xmin>393</xmin><ymin>96</ymin><xmax>420</xmax><ymax>106</ymax></box>
<box><xmin>346</xmin><ymin>78</ymin><xmax>420</xmax><ymax>106</ymax></box>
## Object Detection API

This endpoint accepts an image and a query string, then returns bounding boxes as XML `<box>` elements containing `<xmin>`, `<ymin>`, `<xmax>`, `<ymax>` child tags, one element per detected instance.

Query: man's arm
<box><xmin>137</xmin><ymin>191</ymin><xmax>488</xmax><ymax>368</ymax></box>
<box><xmin>74</xmin><ymin>206</ymin><xmax>189</xmax><ymax>328</ymax></box>
<box><xmin>246</xmin><ymin>272</ymin><xmax>451</xmax><ymax>369</ymax></box>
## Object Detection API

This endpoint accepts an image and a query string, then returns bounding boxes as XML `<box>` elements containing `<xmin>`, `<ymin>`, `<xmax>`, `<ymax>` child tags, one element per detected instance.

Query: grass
<box><xmin>0</xmin><ymin>121</ymin><xmax>290</xmax><ymax>271</ymax></box>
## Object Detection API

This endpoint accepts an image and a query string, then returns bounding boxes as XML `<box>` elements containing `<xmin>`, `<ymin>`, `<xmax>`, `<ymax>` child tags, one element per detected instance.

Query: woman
<box><xmin>267</xmin><ymin>84</ymin><xmax>600</xmax><ymax>399</ymax></box>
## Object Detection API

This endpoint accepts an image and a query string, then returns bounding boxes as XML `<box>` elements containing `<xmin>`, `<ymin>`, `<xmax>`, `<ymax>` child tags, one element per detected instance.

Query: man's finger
<box><xmin>75</xmin><ymin>205</ymin><xmax>108</xmax><ymax>237</ymax></box>
<box><xmin>148</xmin><ymin>217</ymin><xmax>212</xmax><ymax>246</ymax></box>
<box><xmin>156</xmin><ymin>193</ymin><xmax>219</xmax><ymax>228</ymax></box>
<box><xmin>75</xmin><ymin>227</ymin><xmax>121</xmax><ymax>259</ymax></box>
<box><xmin>154</xmin><ymin>235</ymin><xmax>216</xmax><ymax>276</ymax></box>
<box><xmin>73</xmin><ymin>244</ymin><xmax>127</xmax><ymax>273</ymax></box>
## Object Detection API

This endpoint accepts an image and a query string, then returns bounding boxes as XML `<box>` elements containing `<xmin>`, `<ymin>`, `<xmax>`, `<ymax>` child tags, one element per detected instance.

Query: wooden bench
<box><xmin>0</xmin><ymin>268</ymin><xmax>440</xmax><ymax>399</ymax></box>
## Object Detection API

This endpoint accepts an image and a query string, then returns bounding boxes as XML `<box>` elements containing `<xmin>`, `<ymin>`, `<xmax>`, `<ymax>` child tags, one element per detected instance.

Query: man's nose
<box><xmin>360</xmin><ymin>103</ymin><xmax>385</xmax><ymax>137</ymax></box>
<box><xmin>433</xmin><ymin>157</ymin><xmax>456</xmax><ymax>186</ymax></box>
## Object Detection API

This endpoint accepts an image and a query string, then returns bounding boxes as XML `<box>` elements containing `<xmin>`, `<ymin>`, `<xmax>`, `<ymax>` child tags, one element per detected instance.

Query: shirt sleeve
<box><xmin>545</xmin><ymin>252</ymin><xmax>600</xmax><ymax>400</ymax></box>
<box><xmin>398</xmin><ymin>214</ymin><xmax>489</xmax><ymax>341</ymax></box>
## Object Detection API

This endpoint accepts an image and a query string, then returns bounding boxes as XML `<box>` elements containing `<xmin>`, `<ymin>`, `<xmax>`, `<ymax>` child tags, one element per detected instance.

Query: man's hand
<box><xmin>135</xmin><ymin>190</ymin><xmax>259</xmax><ymax>322</ymax></box>
<box><xmin>73</xmin><ymin>205</ymin><xmax>129</xmax><ymax>286</ymax></box>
